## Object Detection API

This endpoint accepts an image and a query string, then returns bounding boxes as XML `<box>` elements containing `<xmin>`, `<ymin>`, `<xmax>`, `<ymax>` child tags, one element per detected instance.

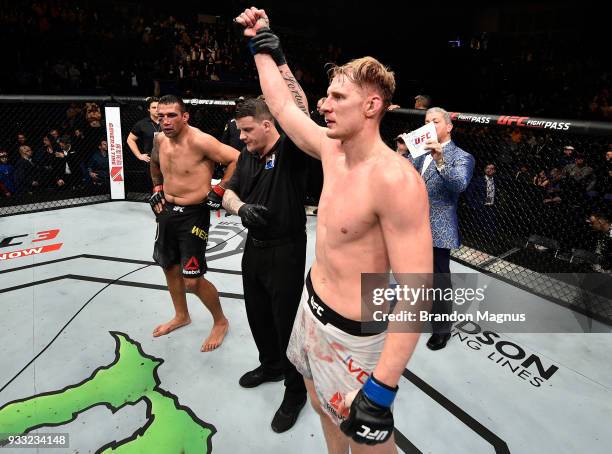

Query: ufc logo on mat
<box><xmin>356</xmin><ymin>425</ymin><xmax>389</xmax><ymax>441</ymax></box>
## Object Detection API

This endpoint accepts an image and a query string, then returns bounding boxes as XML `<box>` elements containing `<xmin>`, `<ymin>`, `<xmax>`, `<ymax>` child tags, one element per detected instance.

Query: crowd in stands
<box><xmin>440</xmin><ymin>33</ymin><xmax>611</xmax><ymax>121</ymax></box>
<box><xmin>1</xmin><ymin>1</ymin><xmax>610</xmax><ymax>120</ymax></box>
<box><xmin>0</xmin><ymin>0</ymin><xmax>340</xmax><ymax>99</ymax></box>
<box><xmin>0</xmin><ymin>102</ymin><xmax>109</xmax><ymax>199</ymax></box>
<box><xmin>0</xmin><ymin>0</ymin><xmax>610</xmax><ymax>270</ymax></box>
<box><xmin>453</xmin><ymin>124</ymin><xmax>611</xmax><ymax>269</ymax></box>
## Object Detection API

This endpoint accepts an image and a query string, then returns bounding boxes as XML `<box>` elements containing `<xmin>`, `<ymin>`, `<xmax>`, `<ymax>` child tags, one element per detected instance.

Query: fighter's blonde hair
<box><xmin>327</xmin><ymin>56</ymin><xmax>395</xmax><ymax>112</ymax></box>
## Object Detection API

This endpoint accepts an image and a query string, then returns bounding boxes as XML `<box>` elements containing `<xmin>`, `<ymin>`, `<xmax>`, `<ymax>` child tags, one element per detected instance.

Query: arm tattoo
<box><xmin>150</xmin><ymin>135</ymin><xmax>163</xmax><ymax>187</ymax></box>
<box><xmin>280</xmin><ymin>68</ymin><xmax>309</xmax><ymax>116</ymax></box>
<box><xmin>222</xmin><ymin>189</ymin><xmax>245</xmax><ymax>215</ymax></box>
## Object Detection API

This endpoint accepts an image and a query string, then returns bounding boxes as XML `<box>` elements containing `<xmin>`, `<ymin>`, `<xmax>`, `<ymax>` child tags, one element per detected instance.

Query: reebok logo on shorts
<box><xmin>328</xmin><ymin>392</ymin><xmax>349</xmax><ymax>419</ymax></box>
<box><xmin>183</xmin><ymin>256</ymin><xmax>200</xmax><ymax>275</ymax></box>
<box><xmin>325</xmin><ymin>392</ymin><xmax>349</xmax><ymax>421</ymax></box>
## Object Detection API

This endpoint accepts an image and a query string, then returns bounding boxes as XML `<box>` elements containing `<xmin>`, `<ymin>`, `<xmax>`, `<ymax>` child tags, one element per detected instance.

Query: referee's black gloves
<box><xmin>238</xmin><ymin>204</ymin><xmax>269</xmax><ymax>229</ymax></box>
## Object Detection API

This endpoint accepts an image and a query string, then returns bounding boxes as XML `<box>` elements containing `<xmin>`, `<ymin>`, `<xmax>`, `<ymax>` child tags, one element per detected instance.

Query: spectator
<box><xmin>16</xmin><ymin>132</ymin><xmax>27</xmax><ymax>146</ymax></box>
<box><xmin>10</xmin><ymin>132</ymin><xmax>29</xmax><ymax>163</ymax></box>
<box><xmin>587</xmin><ymin>210</ymin><xmax>612</xmax><ymax>271</ymax></box>
<box><xmin>0</xmin><ymin>150</ymin><xmax>15</xmax><ymax>197</ymax></box>
<box><xmin>543</xmin><ymin>168</ymin><xmax>563</xmax><ymax>204</ymax></box>
<box><xmin>57</xmin><ymin>136</ymin><xmax>83</xmax><ymax>189</ymax></box>
<box><xmin>534</xmin><ymin>169</ymin><xmax>549</xmax><ymax>194</ymax></box>
<box><xmin>558</xmin><ymin>145</ymin><xmax>575</xmax><ymax>168</ymax></box>
<box><xmin>590</xmin><ymin>147</ymin><xmax>612</xmax><ymax>201</ymax></box>
<box><xmin>394</xmin><ymin>134</ymin><xmax>408</xmax><ymax>156</ymax></box>
<box><xmin>465</xmin><ymin>163</ymin><xmax>501</xmax><ymax>252</ymax></box>
<box><xmin>13</xmin><ymin>145</ymin><xmax>39</xmax><ymax>196</ymax></box>
<box><xmin>563</xmin><ymin>153</ymin><xmax>595</xmax><ymax>189</ymax></box>
<box><xmin>514</xmin><ymin>163</ymin><xmax>532</xmax><ymax>185</ymax></box>
<box><xmin>87</xmin><ymin>140</ymin><xmax>109</xmax><ymax>189</ymax></box>
<box><xmin>414</xmin><ymin>94</ymin><xmax>432</xmax><ymax>110</ymax></box>
<box><xmin>36</xmin><ymin>135</ymin><xmax>66</xmax><ymax>189</ymax></box>
<box><xmin>510</xmin><ymin>127</ymin><xmax>522</xmax><ymax>146</ymax></box>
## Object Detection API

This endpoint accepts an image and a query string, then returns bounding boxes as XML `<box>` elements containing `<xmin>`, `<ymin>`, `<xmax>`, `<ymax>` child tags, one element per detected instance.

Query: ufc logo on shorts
<box><xmin>309</xmin><ymin>295</ymin><xmax>324</xmax><ymax>317</ymax></box>
<box><xmin>173</xmin><ymin>206</ymin><xmax>185</xmax><ymax>212</ymax></box>
<box><xmin>356</xmin><ymin>425</ymin><xmax>389</xmax><ymax>441</ymax></box>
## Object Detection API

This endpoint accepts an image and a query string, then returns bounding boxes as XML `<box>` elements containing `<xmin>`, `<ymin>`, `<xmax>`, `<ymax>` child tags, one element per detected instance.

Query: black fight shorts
<box><xmin>153</xmin><ymin>202</ymin><xmax>210</xmax><ymax>278</ymax></box>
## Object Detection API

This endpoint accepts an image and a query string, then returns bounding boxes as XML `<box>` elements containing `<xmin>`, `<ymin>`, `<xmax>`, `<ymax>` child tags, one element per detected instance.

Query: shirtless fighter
<box><xmin>236</xmin><ymin>8</ymin><xmax>432</xmax><ymax>453</ymax></box>
<box><xmin>150</xmin><ymin>94</ymin><xmax>239</xmax><ymax>352</ymax></box>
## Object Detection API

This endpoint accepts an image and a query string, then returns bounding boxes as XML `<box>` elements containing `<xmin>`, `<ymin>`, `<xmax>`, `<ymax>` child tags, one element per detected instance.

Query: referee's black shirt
<box><xmin>226</xmin><ymin>134</ymin><xmax>308</xmax><ymax>240</ymax></box>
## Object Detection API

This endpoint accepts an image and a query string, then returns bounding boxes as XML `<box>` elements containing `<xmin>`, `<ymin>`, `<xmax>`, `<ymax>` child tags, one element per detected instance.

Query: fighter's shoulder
<box><xmin>153</xmin><ymin>130</ymin><xmax>167</xmax><ymax>148</ymax></box>
<box><xmin>189</xmin><ymin>126</ymin><xmax>217</xmax><ymax>148</ymax></box>
<box><xmin>373</xmin><ymin>148</ymin><xmax>421</xmax><ymax>189</ymax></box>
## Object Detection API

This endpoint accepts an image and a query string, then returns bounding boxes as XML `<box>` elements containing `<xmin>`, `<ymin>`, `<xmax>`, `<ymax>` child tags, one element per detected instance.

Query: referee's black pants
<box><xmin>241</xmin><ymin>232</ymin><xmax>307</xmax><ymax>404</ymax></box>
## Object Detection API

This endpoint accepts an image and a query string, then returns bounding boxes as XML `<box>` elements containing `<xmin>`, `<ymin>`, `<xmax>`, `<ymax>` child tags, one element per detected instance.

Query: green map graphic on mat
<box><xmin>0</xmin><ymin>332</ymin><xmax>216</xmax><ymax>453</ymax></box>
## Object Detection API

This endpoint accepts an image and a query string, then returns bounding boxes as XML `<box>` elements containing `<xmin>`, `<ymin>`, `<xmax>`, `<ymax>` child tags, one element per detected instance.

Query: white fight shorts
<box><xmin>287</xmin><ymin>271</ymin><xmax>386</xmax><ymax>425</ymax></box>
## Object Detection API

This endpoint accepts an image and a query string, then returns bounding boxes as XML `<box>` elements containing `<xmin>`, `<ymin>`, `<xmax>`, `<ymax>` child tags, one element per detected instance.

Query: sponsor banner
<box><xmin>449</xmin><ymin>111</ymin><xmax>612</xmax><ymax>135</ymax></box>
<box><xmin>452</xmin><ymin>321</ymin><xmax>560</xmax><ymax>389</ymax></box>
<box><xmin>391</xmin><ymin>109</ymin><xmax>612</xmax><ymax>135</ymax></box>
<box><xmin>104</xmin><ymin>106</ymin><xmax>125</xmax><ymax>199</ymax></box>
<box><xmin>0</xmin><ymin>243</ymin><xmax>63</xmax><ymax>261</ymax></box>
<box><xmin>449</xmin><ymin>112</ymin><xmax>494</xmax><ymax>125</ymax></box>
<box><xmin>184</xmin><ymin>99</ymin><xmax>236</xmax><ymax>106</ymax></box>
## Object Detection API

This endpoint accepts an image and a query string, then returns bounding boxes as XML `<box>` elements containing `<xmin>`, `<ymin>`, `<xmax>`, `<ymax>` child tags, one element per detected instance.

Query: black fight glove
<box><xmin>248</xmin><ymin>28</ymin><xmax>286</xmax><ymax>66</ymax></box>
<box><xmin>238</xmin><ymin>204</ymin><xmax>269</xmax><ymax>229</ymax></box>
<box><xmin>205</xmin><ymin>185</ymin><xmax>225</xmax><ymax>210</ymax></box>
<box><xmin>149</xmin><ymin>185</ymin><xmax>165</xmax><ymax>215</ymax></box>
<box><xmin>340</xmin><ymin>375</ymin><xmax>397</xmax><ymax>445</ymax></box>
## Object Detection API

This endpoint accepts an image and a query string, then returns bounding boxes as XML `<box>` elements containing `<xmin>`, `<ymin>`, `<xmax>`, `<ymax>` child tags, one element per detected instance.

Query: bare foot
<box><xmin>201</xmin><ymin>320</ymin><xmax>229</xmax><ymax>352</ymax></box>
<box><xmin>153</xmin><ymin>316</ymin><xmax>191</xmax><ymax>337</ymax></box>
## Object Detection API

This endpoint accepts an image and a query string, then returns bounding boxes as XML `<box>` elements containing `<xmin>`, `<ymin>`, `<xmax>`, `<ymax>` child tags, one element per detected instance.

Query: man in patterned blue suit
<box><xmin>404</xmin><ymin>107</ymin><xmax>475</xmax><ymax>350</ymax></box>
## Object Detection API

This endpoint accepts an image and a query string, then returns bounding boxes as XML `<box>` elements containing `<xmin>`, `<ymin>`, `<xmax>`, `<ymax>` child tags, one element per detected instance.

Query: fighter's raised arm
<box><xmin>235</xmin><ymin>8</ymin><xmax>326</xmax><ymax>159</ymax></box>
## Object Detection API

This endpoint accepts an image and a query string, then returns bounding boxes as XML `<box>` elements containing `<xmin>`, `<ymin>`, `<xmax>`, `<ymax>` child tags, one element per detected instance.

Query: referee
<box><xmin>222</xmin><ymin>97</ymin><xmax>308</xmax><ymax>433</ymax></box>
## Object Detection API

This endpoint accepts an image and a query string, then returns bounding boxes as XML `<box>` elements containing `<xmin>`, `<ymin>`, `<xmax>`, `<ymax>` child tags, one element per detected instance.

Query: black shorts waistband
<box><xmin>164</xmin><ymin>202</ymin><xmax>209</xmax><ymax>214</ymax></box>
<box><xmin>305</xmin><ymin>271</ymin><xmax>385</xmax><ymax>337</ymax></box>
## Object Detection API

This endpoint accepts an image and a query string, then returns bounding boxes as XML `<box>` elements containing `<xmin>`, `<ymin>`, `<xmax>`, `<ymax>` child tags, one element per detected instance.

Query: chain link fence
<box><xmin>383</xmin><ymin>109</ymin><xmax>612</xmax><ymax>323</ymax></box>
<box><xmin>0</xmin><ymin>96</ymin><xmax>117</xmax><ymax>215</ymax></box>
<box><xmin>0</xmin><ymin>96</ymin><xmax>237</xmax><ymax>213</ymax></box>
<box><xmin>1</xmin><ymin>97</ymin><xmax>610</xmax><ymax>322</ymax></box>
